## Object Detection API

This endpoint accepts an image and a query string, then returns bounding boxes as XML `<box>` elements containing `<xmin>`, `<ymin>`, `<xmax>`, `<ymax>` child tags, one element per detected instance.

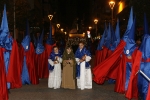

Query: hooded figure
<box><xmin>0</xmin><ymin>5</ymin><xmax>21</xmax><ymax>90</ymax></box>
<box><xmin>94</xmin><ymin>23</ymin><xmax>107</xmax><ymax>66</ymax></box>
<box><xmin>48</xmin><ymin>46</ymin><xmax>62</xmax><ymax>89</ymax></box>
<box><xmin>35</xmin><ymin>30</ymin><xmax>49</xmax><ymax>78</ymax></box>
<box><xmin>20</xmin><ymin>20</ymin><xmax>39</xmax><ymax>85</ymax></box>
<box><xmin>61</xmin><ymin>46</ymin><xmax>76</xmax><ymax>89</ymax></box>
<box><xmin>137</xmin><ymin>14</ymin><xmax>150</xmax><ymax>100</ymax></box>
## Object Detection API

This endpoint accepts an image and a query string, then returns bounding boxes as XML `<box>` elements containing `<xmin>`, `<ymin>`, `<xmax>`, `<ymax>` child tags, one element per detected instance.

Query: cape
<box><xmin>93</xmin><ymin>40</ymin><xmax>126</xmax><ymax>84</ymax></box>
<box><xmin>125</xmin><ymin>50</ymin><xmax>142</xmax><ymax>99</ymax></box>
<box><xmin>7</xmin><ymin>40</ymin><xmax>22</xmax><ymax>89</ymax></box>
<box><xmin>0</xmin><ymin>48</ymin><xmax>8</xmax><ymax>100</ymax></box>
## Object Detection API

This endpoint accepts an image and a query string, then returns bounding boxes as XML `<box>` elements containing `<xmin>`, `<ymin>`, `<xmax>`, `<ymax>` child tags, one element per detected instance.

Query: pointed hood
<box><xmin>46</xmin><ymin>25</ymin><xmax>53</xmax><ymax>45</ymax></box>
<box><xmin>115</xmin><ymin>20</ymin><xmax>120</xmax><ymax>42</ymax></box>
<box><xmin>123</xmin><ymin>7</ymin><xmax>133</xmax><ymax>41</ymax></box>
<box><xmin>111</xmin><ymin>24</ymin><xmax>116</xmax><ymax>43</ymax></box>
<box><xmin>97</xmin><ymin>25</ymin><xmax>106</xmax><ymax>50</ymax></box>
<box><xmin>35</xmin><ymin>29</ymin><xmax>45</xmax><ymax>54</ymax></box>
<box><xmin>144</xmin><ymin>13</ymin><xmax>149</xmax><ymax>35</ymax></box>
<box><xmin>21</xmin><ymin>20</ymin><xmax>30</xmax><ymax>51</ymax></box>
<box><xmin>110</xmin><ymin>20</ymin><xmax>120</xmax><ymax>51</ymax></box>
<box><xmin>139</xmin><ymin>14</ymin><xmax>150</xmax><ymax>60</ymax></box>
<box><xmin>124</xmin><ymin>17</ymin><xmax>136</xmax><ymax>56</ymax></box>
<box><xmin>39</xmin><ymin>29</ymin><xmax>44</xmax><ymax>43</ymax></box>
<box><xmin>1</xmin><ymin>4</ymin><xmax>9</xmax><ymax>32</ymax></box>
<box><xmin>104</xmin><ymin>23</ymin><xmax>111</xmax><ymax>48</ymax></box>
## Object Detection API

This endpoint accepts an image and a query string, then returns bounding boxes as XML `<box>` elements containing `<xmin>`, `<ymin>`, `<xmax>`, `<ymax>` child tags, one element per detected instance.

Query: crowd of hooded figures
<box><xmin>0</xmin><ymin>5</ymin><xmax>92</xmax><ymax>100</ymax></box>
<box><xmin>1</xmin><ymin>3</ymin><xmax>150</xmax><ymax>100</ymax></box>
<box><xmin>93</xmin><ymin>7</ymin><xmax>150</xmax><ymax>100</ymax></box>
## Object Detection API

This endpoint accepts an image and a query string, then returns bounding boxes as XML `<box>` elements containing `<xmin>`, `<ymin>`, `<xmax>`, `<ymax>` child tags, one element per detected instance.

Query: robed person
<box><xmin>75</xmin><ymin>42</ymin><xmax>92</xmax><ymax>90</ymax></box>
<box><xmin>48</xmin><ymin>46</ymin><xmax>62</xmax><ymax>89</ymax></box>
<box><xmin>62</xmin><ymin>46</ymin><xmax>76</xmax><ymax>89</ymax></box>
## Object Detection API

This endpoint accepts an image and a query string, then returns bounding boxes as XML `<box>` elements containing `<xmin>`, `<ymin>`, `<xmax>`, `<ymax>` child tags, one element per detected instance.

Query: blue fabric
<box><xmin>35</xmin><ymin>43</ymin><xmax>45</xmax><ymax>54</ymax></box>
<box><xmin>3</xmin><ymin>51</ymin><xmax>11</xmax><ymax>89</ymax></box>
<box><xmin>48</xmin><ymin>50</ymin><xmax>62</xmax><ymax>71</ymax></box>
<box><xmin>21</xmin><ymin>35</ymin><xmax>30</xmax><ymax>51</ymax></box>
<box><xmin>144</xmin><ymin>13</ymin><xmax>149</xmax><ymax>35</ymax></box>
<box><xmin>21</xmin><ymin>56</ymin><xmax>31</xmax><ymax>85</ymax></box>
<box><xmin>122</xmin><ymin>7</ymin><xmax>133</xmax><ymax>41</ymax></box>
<box><xmin>104</xmin><ymin>23</ymin><xmax>111</xmax><ymax>48</ymax></box>
<box><xmin>97</xmin><ymin>28</ymin><xmax>106</xmax><ymax>50</ymax></box>
<box><xmin>125</xmin><ymin>62</ymin><xmax>132</xmax><ymax>90</ymax></box>
<box><xmin>75</xmin><ymin>47</ymin><xmax>91</xmax><ymax>78</ymax></box>
<box><xmin>138</xmin><ymin>62</ymin><xmax>150</xmax><ymax>100</ymax></box>
<box><xmin>46</xmin><ymin>26</ymin><xmax>53</xmax><ymax>45</ymax></box>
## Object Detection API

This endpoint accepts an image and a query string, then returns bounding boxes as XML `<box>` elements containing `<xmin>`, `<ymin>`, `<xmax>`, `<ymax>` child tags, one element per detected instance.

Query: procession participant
<box><xmin>62</xmin><ymin>46</ymin><xmax>76</xmax><ymax>89</ymax></box>
<box><xmin>75</xmin><ymin>42</ymin><xmax>92</xmax><ymax>90</ymax></box>
<box><xmin>48</xmin><ymin>46</ymin><xmax>62</xmax><ymax>89</ymax></box>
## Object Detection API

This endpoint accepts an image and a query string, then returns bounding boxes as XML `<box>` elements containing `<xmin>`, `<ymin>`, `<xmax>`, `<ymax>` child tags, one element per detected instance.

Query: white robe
<box><xmin>76</xmin><ymin>56</ymin><xmax>92</xmax><ymax>90</ymax></box>
<box><xmin>48</xmin><ymin>57</ymin><xmax>62</xmax><ymax>89</ymax></box>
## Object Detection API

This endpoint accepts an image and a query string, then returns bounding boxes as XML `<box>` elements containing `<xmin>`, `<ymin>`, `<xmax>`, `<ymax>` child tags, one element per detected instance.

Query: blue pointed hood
<box><xmin>21</xmin><ymin>20</ymin><xmax>30</xmax><ymax>51</ymax></box>
<box><xmin>139</xmin><ymin>14</ymin><xmax>150</xmax><ymax>59</ymax></box>
<box><xmin>110</xmin><ymin>20</ymin><xmax>120</xmax><ymax>51</ymax></box>
<box><xmin>123</xmin><ymin>7</ymin><xmax>133</xmax><ymax>41</ymax></box>
<box><xmin>124</xmin><ymin>17</ymin><xmax>136</xmax><ymax>56</ymax></box>
<box><xmin>111</xmin><ymin>24</ymin><xmax>116</xmax><ymax>44</ymax></box>
<box><xmin>35</xmin><ymin>29</ymin><xmax>45</xmax><ymax>54</ymax></box>
<box><xmin>97</xmin><ymin>25</ymin><xmax>106</xmax><ymax>50</ymax></box>
<box><xmin>115</xmin><ymin>20</ymin><xmax>120</xmax><ymax>42</ymax></box>
<box><xmin>46</xmin><ymin>26</ymin><xmax>53</xmax><ymax>45</ymax></box>
<box><xmin>144</xmin><ymin>13</ymin><xmax>149</xmax><ymax>35</ymax></box>
<box><xmin>1</xmin><ymin>4</ymin><xmax>9</xmax><ymax>32</ymax></box>
<box><xmin>104</xmin><ymin>23</ymin><xmax>111</xmax><ymax>48</ymax></box>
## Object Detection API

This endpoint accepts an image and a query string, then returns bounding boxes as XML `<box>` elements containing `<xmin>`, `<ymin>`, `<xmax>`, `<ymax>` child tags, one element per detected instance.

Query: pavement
<box><xmin>9</xmin><ymin>79</ymin><xmax>127</xmax><ymax>100</ymax></box>
<box><xmin>9</xmin><ymin>56</ymin><xmax>127</xmax><ymax>100</ymax></box>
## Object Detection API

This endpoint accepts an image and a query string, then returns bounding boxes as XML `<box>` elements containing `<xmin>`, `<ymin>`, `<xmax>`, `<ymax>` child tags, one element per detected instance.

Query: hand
<box><xmin>79</xmin><ymin>59</ymin><xmax>84</xmax><ymax>62</ymax></box>
<box><xmin>55</xmin><ymin>56</ymin><xmax>59</xmax><ymax>60</ymax></box>
<box><xmin>82</xmin><ymin>56</ymin><xmax>86</xmax><ymax>61</ymax></box>
<box><xmin>54</xmin><ymin>61</ymin><xmax>58</xmax><ymax>64</ymax></box>
<box><xmin>127</xmin><ymin>56</ymin><xmax>132</xmax><ymax>59</ymax></box>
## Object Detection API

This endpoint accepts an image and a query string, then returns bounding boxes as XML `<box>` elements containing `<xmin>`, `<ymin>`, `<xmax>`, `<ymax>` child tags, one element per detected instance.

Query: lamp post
<box><xmin>48</xmin><ymin>14</ymin><xmax>53</xmax><ymax>27</ymax></box>
<box><xmin>61</xmin><ymin>28</ymin><xmax>64</xmax><ymax>32</ymax></box>
<box><xmin>109</xmin><ymin>1</ymin><xmax>115</xmax><ymax>26</ymax></box>
<box><xmin>94</xmin><ymin>19</ymin><xmax>98</xmax><ymax>37</ymax></box>
<box><xmin>57</xmin><ymin>24</ymin><xmax>60</xmax><ymax>29</ymax></box>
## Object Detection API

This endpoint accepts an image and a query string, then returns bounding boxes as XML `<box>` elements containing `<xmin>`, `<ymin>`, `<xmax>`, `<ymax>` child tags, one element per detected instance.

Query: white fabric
<box><xmin>75</xmin><ymin>58</ymin><xmax>80</xmax><ymax>65</ymax></box>
<box><xmin>77</xmin><ymin>61</ymin><xmax>92</xmax><ymax>90</ymax></box>
<box><xmin>48</xmin><ymin>57</ymin><xmax>62</xmax><ymax>89</ymax></box>
<box><xmin>85</xmin><ymin>56</ymin><xmax>91</xmax><ymax>62</ymax></box>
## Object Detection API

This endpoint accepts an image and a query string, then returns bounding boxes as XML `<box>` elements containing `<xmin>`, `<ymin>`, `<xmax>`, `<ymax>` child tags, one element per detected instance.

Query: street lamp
<box><xmin>48</xmin><ymin>15</ymin><xmax>53</xmax><ymax>21</ymax></box>
<box><xmin>57</xmin><ymin>24</ymin><xmax>60</xmax><ymax>28</ymax></box>
<box><xmin>64</xmin><ymin>32</ymin><xmax>67</xmax><ymax>35</ymax></box>
<box><xmin>61</xmin><ymin>28</ymin><xmax>64</xmax><ymax>32</ymax></box>
<box><xmin>109</xmin><ymin>1</ymin><xmax>115</xmax><ymax>25</ymax></box>
<box><xmin>94</xmin><ymin>19</ymin><xmax>98</xmax><ymax>37</ymax></box>
<box><xmin>89</xmin><ymin>26</ymin><xmax>92</xmax><ymax>30</ymax></box>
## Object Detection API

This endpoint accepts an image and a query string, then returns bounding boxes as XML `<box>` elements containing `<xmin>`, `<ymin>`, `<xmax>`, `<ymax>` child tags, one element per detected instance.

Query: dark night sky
<box><xmin>58</xmin><ymin>0</ymin><xmax>91</xmax><ymax>28</ymax></box>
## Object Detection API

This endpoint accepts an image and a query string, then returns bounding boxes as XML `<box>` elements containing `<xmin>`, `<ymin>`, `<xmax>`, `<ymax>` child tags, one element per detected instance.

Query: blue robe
<box><xmin>21</xmin><ymin>35</ymin><xmax>31</xmax><ymax>85</ymax></box>
<box><xmin>48</xmin><ymin>50</ymin><xmax>62</xmax><ymax>71</ymax></box>
<box><xmin>75</xmin><ymin>47</ymin><xmax>91</xmax><ymax>78</ymax></box>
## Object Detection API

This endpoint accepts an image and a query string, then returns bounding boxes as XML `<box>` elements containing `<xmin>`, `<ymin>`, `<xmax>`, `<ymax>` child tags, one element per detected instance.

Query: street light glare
<box><xmin>48</xmin><ymin>15</ymin><xmax>53</xmax><ymax>20</ymax></box>
<box><xmin>94</xmin><ymin>19</ymin><xmax>98</xmax><ymax>24</ymax></box>
<box><xmin>109</xmin><ymin>1</ymin><xmax>115</xmax><ymax>9</ymax></box>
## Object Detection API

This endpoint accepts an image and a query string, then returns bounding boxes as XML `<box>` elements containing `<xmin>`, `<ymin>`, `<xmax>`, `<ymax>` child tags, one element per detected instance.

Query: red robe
<box><xmin>94</xmin><ymin>50</ymin><xmax>103</xmax><ymax>67</ymax></box>
<box><xmin>114</xmin><ymin>48</ymin><xmax>138</xmax><ymax>94</ymax></box>
<box><xmin>20</xmin><ymin>43</ymin><xmax>39</xmax><ymax>85</ymax></box>
<box><xmin>125</xmin><ymin>50</ymin><xmax>142</xmax><ymax>99</ymax></box>
<box><xmin>93</xmin><ymin>40</ymin><xmax>126</xmax><ymax>84</ymax></box>
<box><xmin>7</xmin><ymin>40</ymin><xmax>22</xmax><ymax>89</ymax></box>
<box><xmin>0</xmin><ymin>48</ymin><xmax>8</xmax><ymax>100</ymax></box>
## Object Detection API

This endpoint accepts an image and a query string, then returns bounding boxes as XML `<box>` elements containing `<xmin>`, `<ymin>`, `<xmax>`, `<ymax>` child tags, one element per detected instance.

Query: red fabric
<box><xmin>107</xmin><ymin>49</ymin><xmax>113</xmax><ymax>58</ymax></box>
<box><xmin>26</xmin><ymin>43</ymin><xmax>39</xmax><ymax>84</ymax></box>
<box><xmin>102</xmin><ymin>46</ymin><xmax>108</xmax><ymax>60</ymax></box>
<box><xmin>0</xmin><ymin>48</ymin><xmax>8</xmax><ymax>100</ymax></box>
<box><xmin>45</xmin><ymin>44</ymin><xmax>53</xmax><ymax>57</ymax></box>
<box><xmin>35</xmin><ymin>51</ymin><xmax>49</xmax><ymax>79</ymax></box>
<box><xmin>93</xmin><ymin>40</ymin><xmax>126</xmax><ymax>84</ymax></box>
<box><xmin>7</xmin><ymin>40</ymin><xmax>22</xmax><ymax>89</ymax></box>
<box><xmin>146</xmin><ymin>84</ymin><xmax>150</xmax><ymax>100</ymax></box>
<box><xmin>114</xmin><ymin>53</ymin><xmax>127</xmax><ymax>94</ymax></box>
<box><xmin>115</xmin><ymin>48</ymin><xmax>138</xmax><ymax>94</ymax></box>
<box><xmin>94</xmin><ymin>50</ymin><xmax>103</xmax><ymax>67</ymax></box>
<box><xmin>125</xmin><ymin>50</ymin><xmax>142</xmax><ymax>99</ymax></box>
